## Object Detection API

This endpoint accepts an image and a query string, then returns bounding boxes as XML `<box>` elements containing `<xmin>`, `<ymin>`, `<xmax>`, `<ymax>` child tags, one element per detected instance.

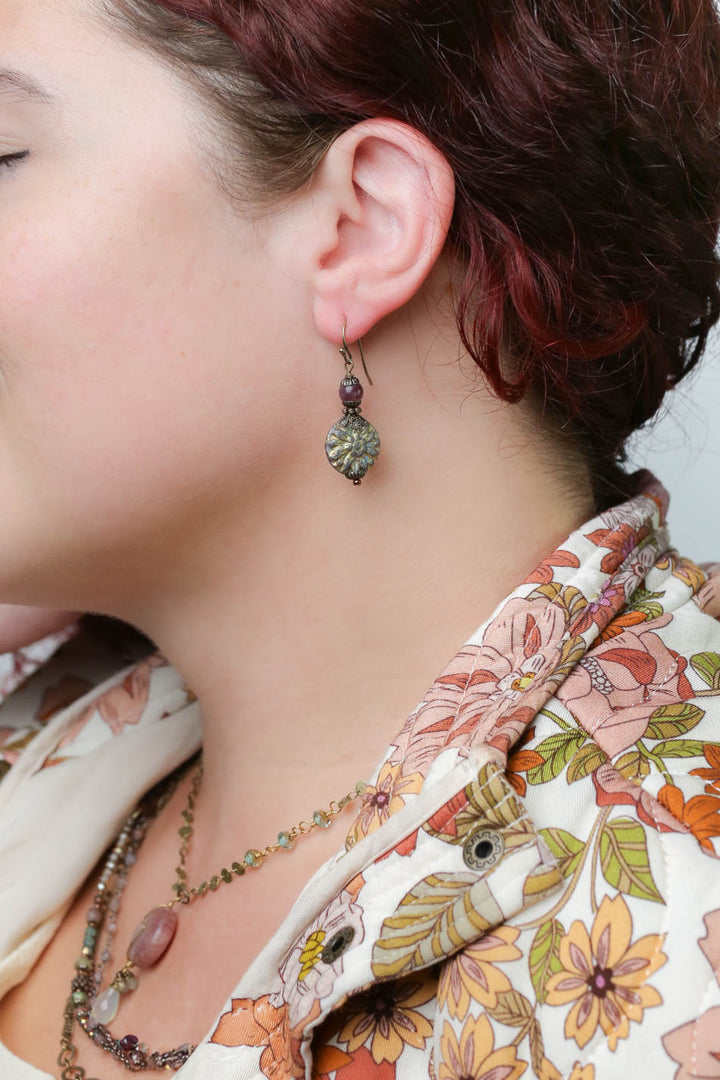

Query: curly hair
<box><xmin>101</xmin><ymin>0</ymin><xmax>720</xmax><ymax>511</ymax></box>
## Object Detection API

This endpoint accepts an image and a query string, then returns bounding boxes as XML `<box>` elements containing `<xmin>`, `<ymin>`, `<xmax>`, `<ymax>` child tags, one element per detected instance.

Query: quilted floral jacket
<box><xmin>1</xmin><ymin>471</ymin><xmax>719</xmax><ymax>1080</ymax></box>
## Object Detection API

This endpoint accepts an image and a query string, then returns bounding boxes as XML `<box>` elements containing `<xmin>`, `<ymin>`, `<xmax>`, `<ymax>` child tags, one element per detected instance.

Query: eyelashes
<box><xmin>0</xmin><ymin>150</ymin><xmax>29</xmax><ymax>169</ymax></box>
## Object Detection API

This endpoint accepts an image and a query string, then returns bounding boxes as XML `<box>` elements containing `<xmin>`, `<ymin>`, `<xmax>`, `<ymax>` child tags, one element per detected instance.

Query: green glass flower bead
<box><xmin>72</xmin><ymin>990</ymin><xmax>88</xmax><ymax>1006</ymax></box>
<box><xmin>244</xmin><ymin>849</ymin><xmax>264</xmax><ymax>868</ymax></box>
<box><xmin>325</xmin><ymin>414</ymin><xmax>380</xmax><ymax>484</ymax></box>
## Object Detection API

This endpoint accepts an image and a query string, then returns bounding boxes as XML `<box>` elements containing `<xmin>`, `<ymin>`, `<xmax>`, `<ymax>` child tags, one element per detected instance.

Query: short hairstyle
<box><xmin>102</xmin><ymin>0</ymin><xmax>720</xmax><ymax>510</ymax></box>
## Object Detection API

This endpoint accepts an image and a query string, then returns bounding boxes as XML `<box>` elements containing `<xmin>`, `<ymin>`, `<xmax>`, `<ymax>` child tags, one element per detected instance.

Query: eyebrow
<box><xmin>0</xmin><ymin>67</ymin><xmax>55</xmax><ymax>104</ymax></box>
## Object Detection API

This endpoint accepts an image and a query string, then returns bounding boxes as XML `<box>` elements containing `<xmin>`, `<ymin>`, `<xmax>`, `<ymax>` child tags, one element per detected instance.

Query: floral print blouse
<box><xmin>0</xmin><ymin>470</ymin><xmax>719</xmax><ymax>1080</ymax></box>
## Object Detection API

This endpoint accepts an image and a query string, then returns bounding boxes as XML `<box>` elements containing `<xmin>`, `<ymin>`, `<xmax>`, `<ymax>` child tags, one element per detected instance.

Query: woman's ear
<box><xmin>301</xmin><ymin>118</ymin><xmax>455</xmax><ymax>344</ymax></box>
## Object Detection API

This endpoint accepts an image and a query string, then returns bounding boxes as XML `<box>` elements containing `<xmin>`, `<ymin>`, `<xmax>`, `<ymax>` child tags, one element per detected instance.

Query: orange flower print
<box><xmin>690</xmin><ymin>744</ymin><xmax>720</xmax><ymax>794</ymax></box>
<box><xmin>545</xmin><ymin>894</ymin><xmax>666</xmax><ymax>1051</ymax></box>
<box><xmin>346</xmin><ymin>760</ymin><xmax>424</xmax><ymax>846</ymax></box>
<box><xmin>657</xmin><ymin>784</ymin><xmax>720</xmax><ymax>853</ymax></box>
<box><xmin>313</xmin><ymin>1045</ymin><xmax>396</xmax><ymax>1080</ymax></box>
<box><xmin>210</xmin><ymin>994</ymin><xmax>305</xmax><ymax>1079</ymax></box>
<box><xmin>584</xmin><ymin>522</ymin><xmax>650</xmax><ymax>574</ymax></box>
<box><xmin>336</xmin><ymin>977</ymin><xmax>435</xmax><ymax>1065</ymax></box>
<box><xmin>597</xmin><ymin>607</ymin><xmax>650</xmax><ymax>643</ymax></box>
<box><xmin>438</xmin><ymin>925</ymin><xmax>523</xmax><ymax>1020</ymax></box>
<box><xmin>438</xmin><ymin>1013</ymin><xmax>527</xmax><ymax>1080</ymax></box>
<box><xmin>568</xmin><ymin>1065</ymin><xmax>595</xmax><ymax>1080</ymax></box>
<box><xmin>523</xmin><ymin>547</ymin><xmax>580</xmax><ymax>585</ymax></box>
<box><xmin>507</xmin><ymin>724</ymin><xmax>543</xmax><ymax>797</ymax></box>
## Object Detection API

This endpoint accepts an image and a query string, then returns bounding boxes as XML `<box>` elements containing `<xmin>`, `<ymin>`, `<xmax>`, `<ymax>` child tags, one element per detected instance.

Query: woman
<box><xmin>0</xmin><ymin>0</ymin><xmax>718</xmax><ymax>1078</ymax></box>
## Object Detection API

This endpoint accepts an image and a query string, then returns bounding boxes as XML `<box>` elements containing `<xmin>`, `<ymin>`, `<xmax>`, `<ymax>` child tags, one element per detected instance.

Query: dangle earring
<box><xmin>325</xmin><ymin>324</ymin><xmax>381</xmax><ymax>485</ymax></box>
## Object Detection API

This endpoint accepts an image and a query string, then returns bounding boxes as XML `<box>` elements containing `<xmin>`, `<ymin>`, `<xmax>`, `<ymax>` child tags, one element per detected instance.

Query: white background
<box><xmin>626</xmin><ymin>322</ymin><xmax>720</xmax><ymax>564</ymax></box>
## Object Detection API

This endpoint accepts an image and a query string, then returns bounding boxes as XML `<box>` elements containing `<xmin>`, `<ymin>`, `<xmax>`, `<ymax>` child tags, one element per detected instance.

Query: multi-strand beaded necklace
<box><xmin>58</xmin><ymin>751</ymin><xmax>367</xmax><ymax>1078</ymax></box>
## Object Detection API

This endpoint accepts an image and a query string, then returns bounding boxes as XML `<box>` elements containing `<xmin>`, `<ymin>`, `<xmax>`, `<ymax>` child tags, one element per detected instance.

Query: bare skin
<box><xmin>0</xmin><ymin>0</ymin><xmax>595</xmax><ymax>1074</ymax></box>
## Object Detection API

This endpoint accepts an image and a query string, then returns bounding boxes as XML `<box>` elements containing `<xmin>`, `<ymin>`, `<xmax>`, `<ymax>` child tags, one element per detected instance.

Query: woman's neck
<box><xmin>109</xmin><ymin>302</ymin><xmax>596</xmax><ymax>879</ymax></box>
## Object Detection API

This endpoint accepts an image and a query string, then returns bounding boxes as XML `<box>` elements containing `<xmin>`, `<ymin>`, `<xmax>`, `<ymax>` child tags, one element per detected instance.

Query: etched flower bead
<box><xmin>325</xmin><ymin>414</ymin><xmax>380</xmax><ymax>484</ymax></box>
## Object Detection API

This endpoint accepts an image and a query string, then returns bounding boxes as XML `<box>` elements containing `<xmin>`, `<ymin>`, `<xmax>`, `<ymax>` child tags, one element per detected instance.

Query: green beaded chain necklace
<box><xmin>58</xmin><ymin>750</ymin><xmax>367</xmax><ymax>1078</ymax></box>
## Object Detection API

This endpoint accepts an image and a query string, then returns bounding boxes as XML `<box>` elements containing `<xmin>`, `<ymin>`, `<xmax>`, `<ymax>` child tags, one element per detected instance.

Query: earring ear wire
<box><xmin>325</xmin><ymin>323</ymin><xmax>381</xmax><ymax>486</ymax></box>
<box><xmin>341</xmin><ymin>322</ymin><xmax>373</xmax><ymax>386</ymax></box>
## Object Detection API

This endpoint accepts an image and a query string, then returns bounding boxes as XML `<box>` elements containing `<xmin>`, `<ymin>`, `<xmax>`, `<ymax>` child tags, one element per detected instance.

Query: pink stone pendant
<box><xmin>127</xmin><ymin>906</ymin><xmax>179</xmax><ymax>969</ymax></box>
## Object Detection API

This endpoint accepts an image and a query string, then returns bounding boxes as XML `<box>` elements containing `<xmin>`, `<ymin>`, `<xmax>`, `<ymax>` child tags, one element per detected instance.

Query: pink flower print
<box><xmin>454</xmin><ymin>597</ymin><xmax>569</xmax><ymax>734</ymax></box>
<box><xmin>663</xmin><ymin>912</ymin><xmax>720</xmax><ymax>1078</ymax></box>
<box><xmin>393</xmin><ymin>647</ymin><xmax>483</xmax><ymax>777</ymax></box>
<box><xmin>556</xmin><ymin>616</ymin><xmax>694</xmax><ymax>757</ymax></box>
<box><xmin>96</xmin><ymin>661</ymin><xmax>154</xmax><ymax>734</ymax></box>
<box><xmin>694</xmin><ymin>564</ymin><xmax>720</xmax><ymax>619</ymax></box>
<box><xmin>592</xmin><ymin>763</ymin><xmax>691</xmax><ymax>836</ymax></box>
<box><xmin>598</xmin><ymin>477</ymin><xmax>667</xmax><ymax>531</ymax></box>
<box><xmin>277</xmin><ymin>889</ymin><xmax>365</xmax><ymax>1025</ymax></box>
<box><xmin>396</xmin><ymin>597</ymin><xmax>570</xmax><ymax>776</ymax></box>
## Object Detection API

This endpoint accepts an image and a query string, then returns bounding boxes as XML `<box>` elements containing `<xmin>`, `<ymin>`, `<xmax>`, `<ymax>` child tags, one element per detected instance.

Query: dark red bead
<box><xmin>339</xmin><ymin>378</ymin><xmax>363</xmax><ymax>405</ymax></box>
<box><xmin>120</xmin><ymin>1035</ymin><xmax>139</xmax><ymax>1052</ymax></box>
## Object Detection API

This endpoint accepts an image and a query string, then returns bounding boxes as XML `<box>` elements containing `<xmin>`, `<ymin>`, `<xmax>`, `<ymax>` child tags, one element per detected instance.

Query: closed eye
<box><xmin>0</xmin><ymin>151</ymin><xmax>29</xmax><ymax>169</ymax></box>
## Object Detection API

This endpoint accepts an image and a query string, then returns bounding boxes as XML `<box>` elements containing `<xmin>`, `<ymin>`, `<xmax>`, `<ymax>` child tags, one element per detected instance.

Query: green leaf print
<box><xmin>529</xmin><ymin>919</ymin><xmax>565</xmax><ymax>1004</ymax></box>
<box><xmin>566</xmin><ymin>743</ymin><xmax>608</xmax><ymax>783</ymax></box>
<box><xmin>615</xmin><ymin>749</ymin><xmax>651</xmax><ymax>781</ymax></box>
<box><xmin>598</xmin><ymin>817</ymin><xmax>664</xmax><ymax>903</ymax></box>
<box><xmin>628</xmin><ymin>586</ymin><xmax>665</xmax><ymax>608</ymax></box>
<box><xmin>485</xmin><ymin>988</ymin><xmax>534</xmax><ymax>1028</ymax></box>
<box><xmin>539</xmin><ymin>827</ymin><xmax>585</xmax><ymax>878</ymax></box>
<box><xmin>691</xmin><ymin>652</ymin><xmax>720</xmax><ymax>692</ymax></box>
<box><xmin>653</xmin><ymin>739</ymin><xmax>708</xmax><ymax>759</ymax></box>
<box><xmin>526</xmin><ymin>731</ymin><xmax>587</xmax><ymax>785</ymax></box>
<box><xmin>645</xmin><ymin>702</ymin><xmax>704</xmax><ymax>740</ymax></box>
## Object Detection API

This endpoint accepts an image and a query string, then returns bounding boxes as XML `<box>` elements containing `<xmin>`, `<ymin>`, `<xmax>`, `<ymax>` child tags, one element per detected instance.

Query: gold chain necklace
<box><xmin>59</xmin><ymin>751</ymin><xmax>367</xmax><ymax>1077</ymax></box>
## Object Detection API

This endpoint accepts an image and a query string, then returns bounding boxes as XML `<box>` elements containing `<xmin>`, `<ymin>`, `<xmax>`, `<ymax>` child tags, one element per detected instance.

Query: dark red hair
<box><xmin>108</xmin><ymin>0</ymin><xmax>720</xmax><ymax>509</ymax></box>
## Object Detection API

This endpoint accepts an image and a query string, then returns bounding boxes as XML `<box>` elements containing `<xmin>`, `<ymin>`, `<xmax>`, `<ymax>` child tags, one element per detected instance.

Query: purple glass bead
<box><xmin>339</xmin><ymin>378</ymin><xmax>363</xmax><ymax>406</ymax></box>
<box><xmin>120</xmin><ymin>1035</ymin><xmax>139</xmax><ymax>1052</ymax></box>
<box><xmin>86</xmin><ymin>906</ymin><xmax>103</xmax><ymax>926</ymax></box>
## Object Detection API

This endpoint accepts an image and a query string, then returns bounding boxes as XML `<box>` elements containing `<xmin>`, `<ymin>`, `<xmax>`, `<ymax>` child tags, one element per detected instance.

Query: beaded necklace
<box><xmin>58</xmin><ymin>751</ymin><xmax>367</xmax><ymax>1078</ymax></box>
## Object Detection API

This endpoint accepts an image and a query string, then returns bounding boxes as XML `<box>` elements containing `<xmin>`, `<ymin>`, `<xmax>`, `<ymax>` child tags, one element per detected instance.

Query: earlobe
<box><xmin>308</xmin><ymin>119</ymin><xmax>455</xmax><ymax>344</ymax></box>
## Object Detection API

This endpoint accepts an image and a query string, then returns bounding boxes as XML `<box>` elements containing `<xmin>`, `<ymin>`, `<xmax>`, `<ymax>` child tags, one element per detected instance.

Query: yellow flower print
<box><xmin>298</xmin><ymin>930</ymin><xmax>326</xmax><ymax>981</ymax></box>
<box><xmin>438</xmin><ymin>925</ymin><xmax>523</xmax><ymax>1020</ymax></box>
<box><xmin>438</xmin><ymin>1013</ymin><xmax>527</xmax><ymax>1080</ymax></box>
<box><xmin>545</xmin><ymin>894</ymin><xmax>667</xmax><ymax>1051</ymax></box>
<box><xmin>337</xmin><ymin>976</ymin><xmax>435</xmax><ymax>1065</ymax></box>
<box><xmin>346</xmin><ymin>760</ymin><xmax>424</xmax><ymax>847</ymax></box>
<box><xmin>569</xmin><ymin>1065</ymin><xmax>595</xmax><ymax>1080</ymax></box>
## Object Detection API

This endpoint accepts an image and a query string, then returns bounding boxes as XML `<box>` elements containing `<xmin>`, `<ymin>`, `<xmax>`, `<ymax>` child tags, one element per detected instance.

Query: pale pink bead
<box><xmin>127</xmin><ymin>907</ymin><xmax>178</xmax><ymax>968</ymax></box>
